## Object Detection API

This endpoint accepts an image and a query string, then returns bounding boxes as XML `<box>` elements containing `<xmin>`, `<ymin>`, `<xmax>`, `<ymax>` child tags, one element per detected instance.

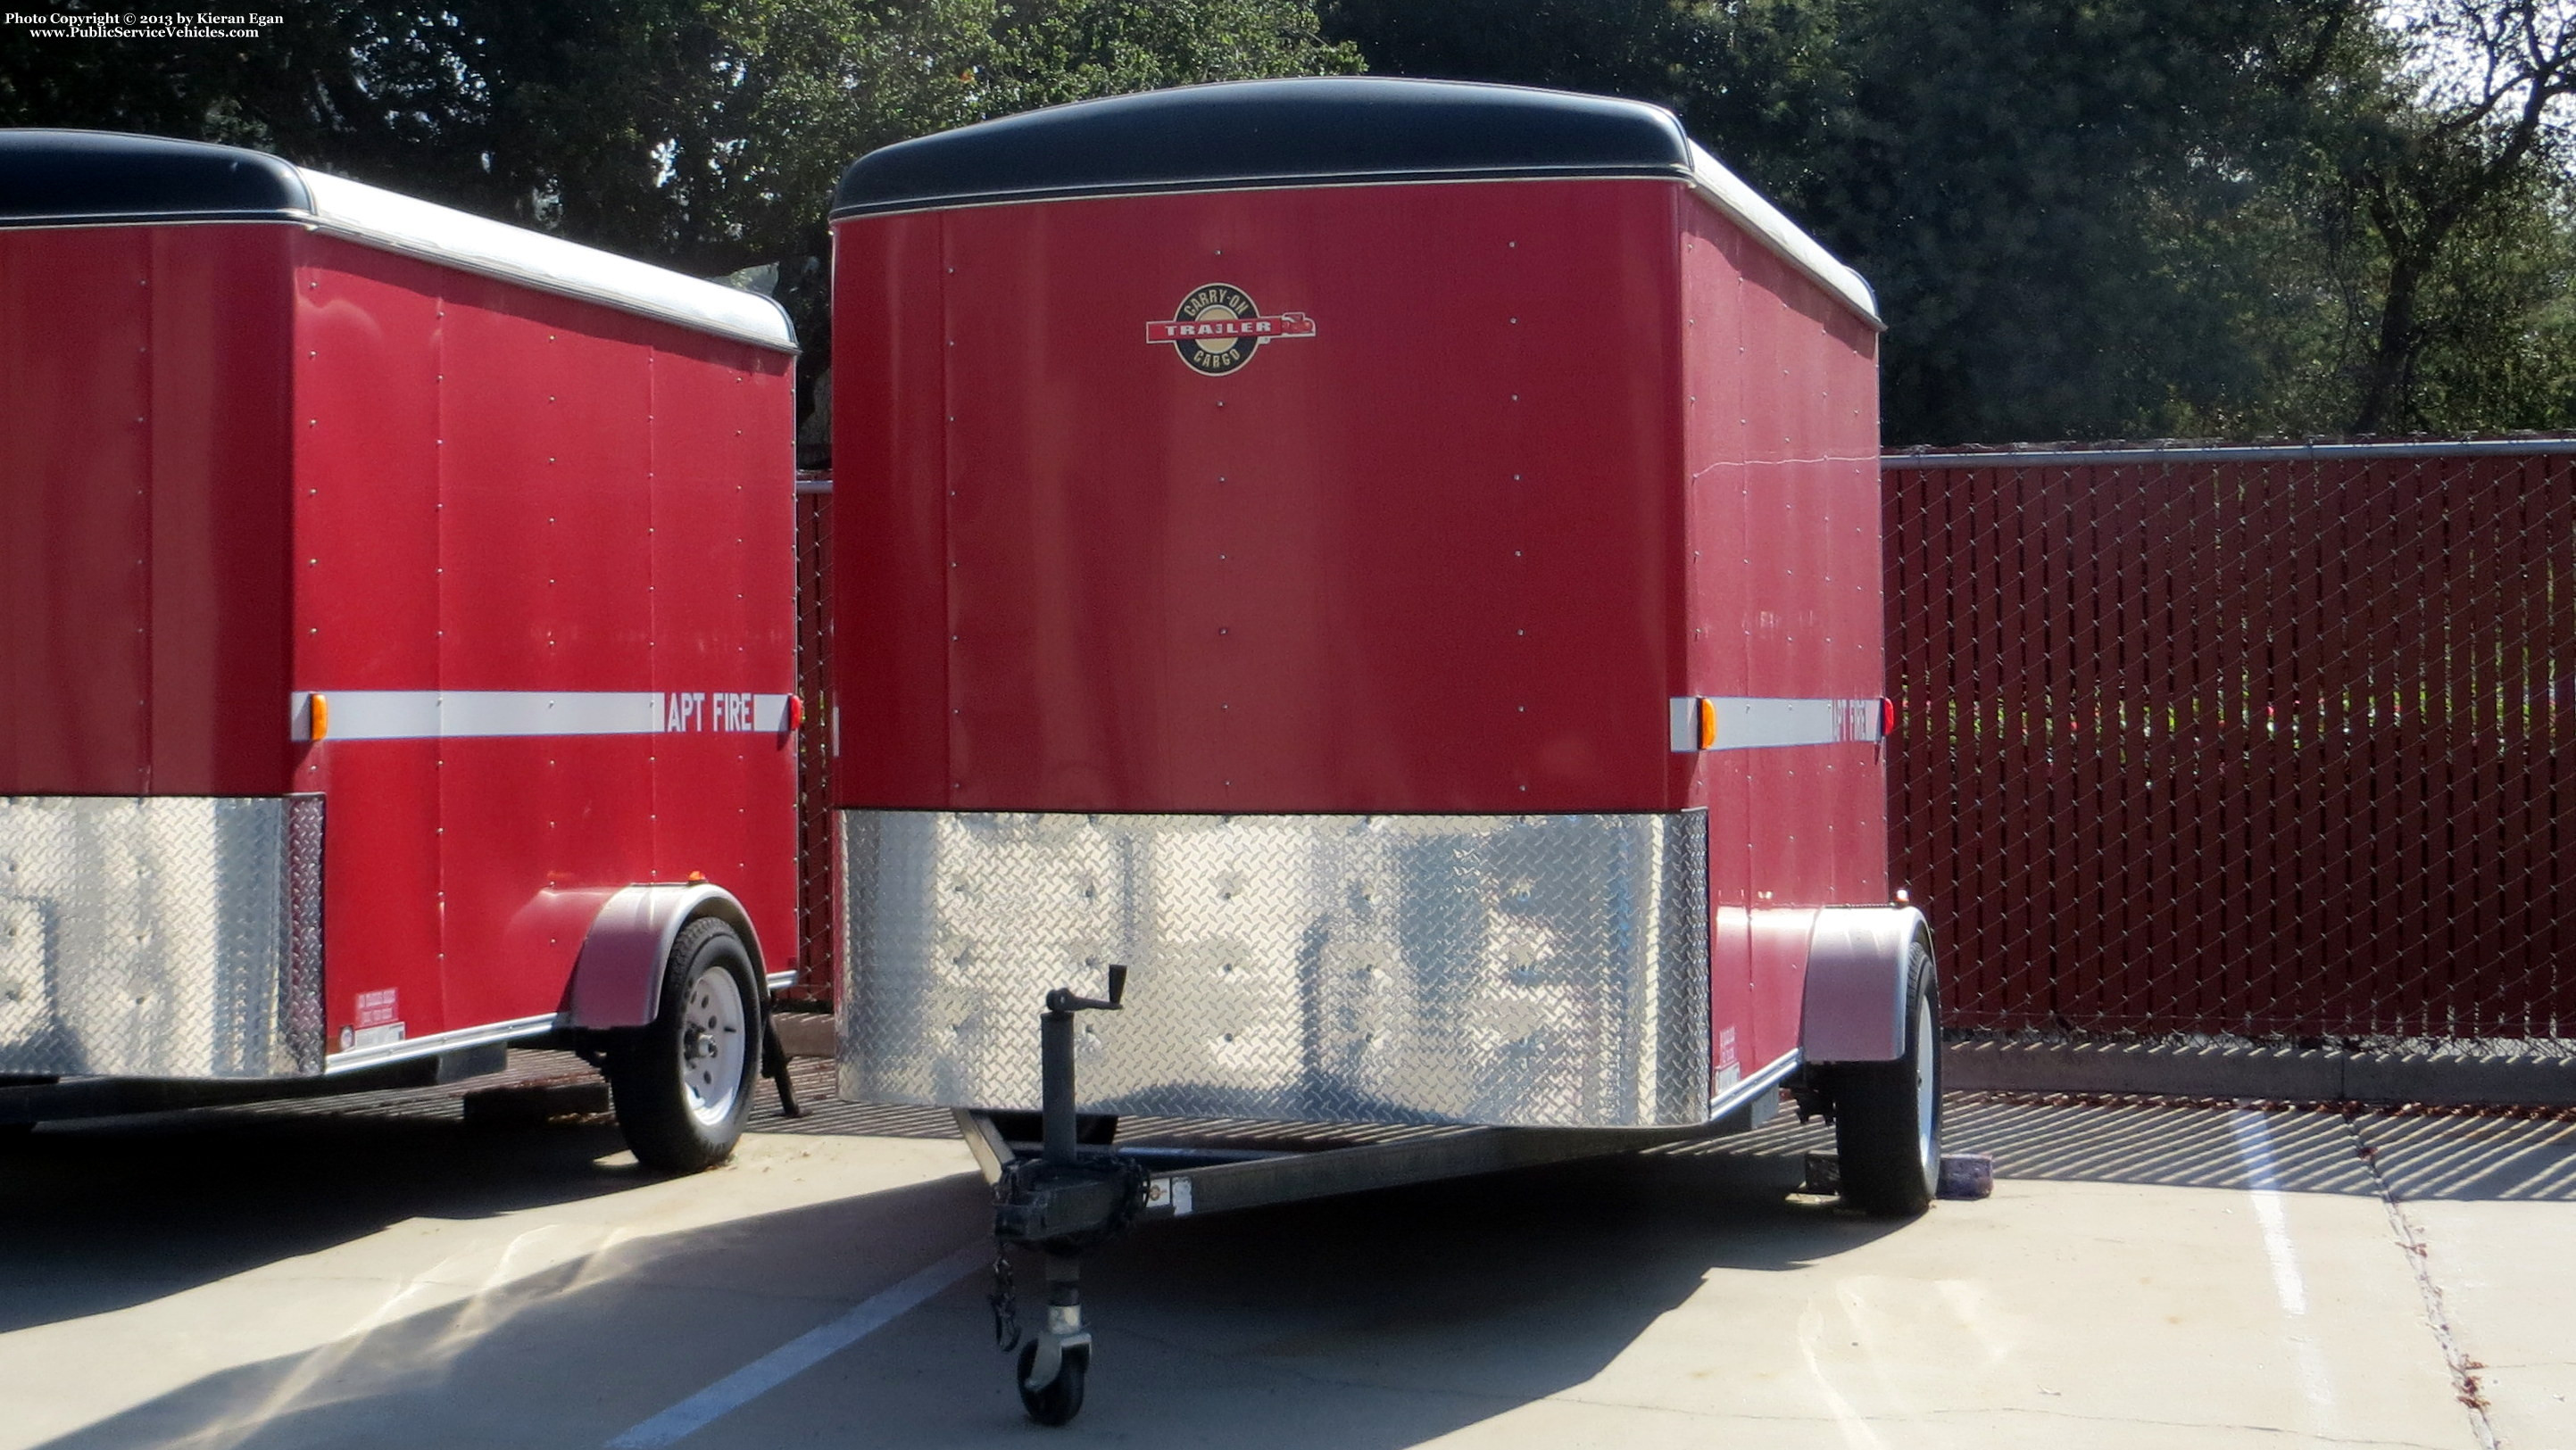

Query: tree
<box><xmin>0</xmin><ymin>1</ymin><xmax>1359</xmax><ymax>454</ymax></box>
<box><xmin>1325</xmin><ymin>0</ymin><xmax>2329</xmax><ymax>443</ymax></box>
<box><xmin>2318</xmin><ymin>0</ymin><xmax>2576</xmax><ymax>430</ymax></box>
<box><xmin>1324</xmin><ymin>0</ymin><xmax>2576</xmax><ymax>443</ymax></box>
<box><xmin>13</xmin><ymin>1</ymin><xmax>2576</xmax><ymax>444</ymax></box>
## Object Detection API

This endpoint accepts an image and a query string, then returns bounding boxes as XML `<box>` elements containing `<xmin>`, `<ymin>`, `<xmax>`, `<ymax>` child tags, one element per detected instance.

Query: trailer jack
<box><xmin>985</xmin><ymin>965</ymin><xmax>1143</xmax><ymax>1426</ymax></box>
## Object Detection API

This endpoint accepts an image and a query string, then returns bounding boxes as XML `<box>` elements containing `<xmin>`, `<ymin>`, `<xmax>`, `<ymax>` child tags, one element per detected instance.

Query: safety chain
<box><xmin>986</xmin><ymin>1239</ymin><xmax>1020</xmax><ymax>1352</ymax></box>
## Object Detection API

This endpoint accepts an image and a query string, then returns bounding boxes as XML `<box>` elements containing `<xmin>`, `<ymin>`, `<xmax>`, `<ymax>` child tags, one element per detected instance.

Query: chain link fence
<box><xmin>788</xmin><ymin>474</ymin><xmax>836</xmax><ymax>1002</ymax></box>
<box><xmin>1887</xmin><ymin>440</ymin><xmax>2576</xmax><ymax>1047</ymax></box>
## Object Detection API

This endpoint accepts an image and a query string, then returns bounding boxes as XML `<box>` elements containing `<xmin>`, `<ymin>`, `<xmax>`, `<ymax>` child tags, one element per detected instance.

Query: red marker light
<box><xmin>1880</xmin><ymin>697</ymin><xmax>1898</xmax><ymax>737</ymax></box>
<box><xmin>785</xmin><ymin>694</ymin><xmax>806</xmax><ymax>732</ymax></box>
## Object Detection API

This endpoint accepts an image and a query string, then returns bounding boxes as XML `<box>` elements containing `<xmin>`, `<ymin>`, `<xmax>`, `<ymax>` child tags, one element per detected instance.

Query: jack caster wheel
<box><xmin>1016</xmin><ymin>1340</ymin><xmax>1089</xmax><ymax>1426</ymax></box>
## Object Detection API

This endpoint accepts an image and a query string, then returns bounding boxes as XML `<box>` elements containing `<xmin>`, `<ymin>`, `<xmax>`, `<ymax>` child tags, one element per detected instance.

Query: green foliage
<box><xmin>1323</xmin><ymin>0</ymin><xmax>2576</xmax><ymax>443</ymax></box>
<box><xmin>5</xmin><ymin>0</ymin><xmax>2571</xmax><ymax>443</ymax></box>
<box><xmin>0</xmin><ymin>1</ymin><xmax>1358</xmax><ymax>452</ymax></box>
<box><xmin>989</xmin><ymin>0</ymin><xmax>1361</xmax><ymax>111</ymax></box>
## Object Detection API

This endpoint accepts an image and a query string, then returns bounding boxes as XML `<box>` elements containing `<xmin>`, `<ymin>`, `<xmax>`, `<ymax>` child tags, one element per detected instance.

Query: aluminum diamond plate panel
<box><xmin>838</xmin><ymin>810</ymin><xmax>1709</xmax><ymax>1128</ymax></box>
<box><xmin>0</xmin><ymin>795</ymin><xmax>326</xmax><ymax>1077</ymax></box>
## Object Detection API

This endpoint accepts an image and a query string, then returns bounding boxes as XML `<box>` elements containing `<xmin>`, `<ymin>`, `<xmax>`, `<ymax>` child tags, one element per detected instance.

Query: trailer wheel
<box><xmin>606</xmin><ymin>916</ymin><xmax>762</xmax><ymax>1173</ymax></box>
<box><xmin>1016</xmin><ymin>1340</ymin><xmax>1088</xmax><ymax>1426</ymax></box>
<box><xmin>1828</xmin><ymin>939</ymin><xmax>1940</xmax><ymax>1217</ymax></box>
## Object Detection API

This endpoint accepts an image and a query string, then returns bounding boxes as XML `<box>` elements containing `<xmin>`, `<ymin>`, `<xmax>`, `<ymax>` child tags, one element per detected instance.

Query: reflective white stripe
<box><xmin>292</xmin><ymin>691</ymin><xmax>791</xmax><ymax>742</ymax></box>
<box><xmin>1670</xmin><ymin>696</ymin><xmax>1882</xmax><ymax>752</ymax></box>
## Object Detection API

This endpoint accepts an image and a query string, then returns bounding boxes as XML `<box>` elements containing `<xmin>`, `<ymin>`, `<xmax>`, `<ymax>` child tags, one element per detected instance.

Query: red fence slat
<box><xmin>1888</xmin><ymin>443</ymin><xmax>2576</xmax><ymax>1040</ymax></box>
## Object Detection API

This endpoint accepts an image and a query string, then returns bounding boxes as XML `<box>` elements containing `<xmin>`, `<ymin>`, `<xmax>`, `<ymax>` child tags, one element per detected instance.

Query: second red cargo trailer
<box><xmin>827</xmin><ymin>79</ymin><xmax>1940</xmax><ymax>1421</ymax></box>
<box><xmin>0</xmin><ymin>131</ymin><xmax>802</xmax><ymax>1169</ymax></box>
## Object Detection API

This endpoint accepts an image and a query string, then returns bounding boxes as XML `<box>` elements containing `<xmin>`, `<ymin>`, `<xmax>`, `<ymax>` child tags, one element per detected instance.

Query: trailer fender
<box><xmin>1799</xmin><ymin>906</ymin><xmax>1929</xmax><ymax>1063</ymax></box>
<box><xmin>563</xmin><ymin>883</ymin><xmax>768</xmax><ymax>1030</ymax></box>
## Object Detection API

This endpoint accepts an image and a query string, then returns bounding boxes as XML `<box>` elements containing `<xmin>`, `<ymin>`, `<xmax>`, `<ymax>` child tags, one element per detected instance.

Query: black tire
<box><xmin>1828</xmin><ymin>939</ymin><xmax>1940</xmax><ymax>1217</ymax></box>
<box><xmin>605</xmin><ymin>917</ymin><xmax>763</xmax><ymax>1173</ymax></box>
<box><xmin>1016</xmin><ymin>1341</ymin><xmax>1088</xmax><ymax>1427</ymax></box>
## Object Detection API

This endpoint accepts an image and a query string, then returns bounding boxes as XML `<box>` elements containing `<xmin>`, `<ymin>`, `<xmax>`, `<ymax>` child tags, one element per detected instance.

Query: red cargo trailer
<box><xmin>828</xmin><ymin>79</ymin><xmax>1939</xmax><ymax>1421</ymax></box>
<box><xmin>0</xmin><ymin>131</ymin><xmax>802</xmax><ymax>1170</ymax></box>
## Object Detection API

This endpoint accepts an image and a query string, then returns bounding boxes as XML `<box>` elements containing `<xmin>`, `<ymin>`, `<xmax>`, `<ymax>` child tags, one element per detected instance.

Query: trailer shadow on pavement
<box><xmin>12</xmin><ymin>1105</ymin><xmax>1915</xmax><ymax>1450</ymax></box>
<box><xmin>0</xmin><ymin>1110</ymin><xmax>656</xmax><ymax>1337</ymax></box>
<box><xmin>9</xmin><ymin>1065</ymin><xmax>2575</xmax><ymax>1448</ymax></box>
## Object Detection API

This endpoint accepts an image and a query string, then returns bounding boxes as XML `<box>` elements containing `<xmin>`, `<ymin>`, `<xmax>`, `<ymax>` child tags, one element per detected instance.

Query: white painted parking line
<box><xmin>604</xmin><ymin>1243</ymin><xmax>985</xmax><ymax>1448</ymax></box>
<box><xmin>2229</xmin><ymin>1107</ymin><xmax>2336</xmax><ymax>1417</ymax></box>
<box><xmin>2227</xmin><ymin>1109</ymin><xmax>2310</xmax><ymax>1315</ymax></box>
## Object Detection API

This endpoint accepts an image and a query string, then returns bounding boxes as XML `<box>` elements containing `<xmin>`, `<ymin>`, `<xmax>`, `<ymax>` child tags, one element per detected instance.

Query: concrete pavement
<box><xmin>1</xmin><ymin>1061</ymin><xmax>2566</xmax><ymax>1448</ymax></box>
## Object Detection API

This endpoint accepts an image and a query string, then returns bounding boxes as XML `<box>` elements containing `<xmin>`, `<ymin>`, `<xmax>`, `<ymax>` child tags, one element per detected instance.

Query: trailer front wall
<box><xmin>831</xmin><ymin>179</ymin><xmax>1686</xmax><ymax>815</ymax></box>
<box><xmin>288</xmin><ymin>235</ymin><xmax>797</xmax><ymax>1049</ymax></box>
<box><xmin>0</xmin><ymin>224</ymin><xmax>294</xmax><ymax>797</ymax></box>
<box><xmin>831</xmin><ymin>162</ymin><xmax>1889</xmax><ymax>1122</ymax></box>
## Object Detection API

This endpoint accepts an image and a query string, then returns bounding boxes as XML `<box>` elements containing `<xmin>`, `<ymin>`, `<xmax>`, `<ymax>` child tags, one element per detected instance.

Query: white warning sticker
<box><xmin>1146</xmin><ymin>1176</ymin><xmax>1195</xmax><ymax>1216</ymax></box>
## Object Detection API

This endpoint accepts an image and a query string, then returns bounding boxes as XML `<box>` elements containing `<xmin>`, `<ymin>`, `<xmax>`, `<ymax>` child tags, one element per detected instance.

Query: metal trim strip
<box><xmin>293</xmin><ymin>170</ymin><xmax>794</xmax><ymax>351</ymax></box>
<box><xmin>829</xmin><ymin>162</ymin><xmax>1688</xmax><ymax>220</ymax></box>
<box><xmin>320</xmin><ymin>1012</ymin><xmax>560</xmax><ymax>1074</ymax></box>
<box><xmin>0</xmin><ymin>203</ymin><xmax>790</xmax><ymax>353</ymax></box>
<box><xmin>835</xmin><ymin>170</ymin><xmax>1880</xmax><ymax>330</ymax></box>
<box><xmin>1683</xmin><ymin>142</ymin><xmax>1880</xmax><ymax>326</ymax></box>
<box><xmin>1669</xmin><ymin>696</ymin><xmax>1884</xmax><ymax>752</ymax></box>
<box><xmin>291</xmin><ymin>690</ymin><xmax>792</xmax><ymax>742</ymax></box>
<box><xmin>1128</xmin><ymin>1049</ymin><xmax>1807</xmax><ymax>1222</ymax></box>
<box><xmin>1710</xmin><ymin>1047</ymin><xmax>1802</xmax><ymax>1117</ymax></box>
<box><xmin>1885</xmin><ymin>436</ymin><xmax>2576</xmax><ymax>467</ymax></box>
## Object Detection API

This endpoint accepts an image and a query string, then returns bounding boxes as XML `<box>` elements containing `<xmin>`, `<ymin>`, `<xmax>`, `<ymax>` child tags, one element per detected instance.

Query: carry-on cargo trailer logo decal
<box><xmin>1146</xmin><ymin>284</ymin><xmax>1315</xmax><ymax>375</ymax></box>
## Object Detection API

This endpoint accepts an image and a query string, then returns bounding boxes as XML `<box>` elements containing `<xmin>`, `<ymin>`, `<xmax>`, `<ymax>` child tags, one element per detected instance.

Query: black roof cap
<box><xmin>833</xmin><ymin>78</ymin><xmax>1694</xmax><ymax>218</ymax></box>
<box><xmin>0</xmin><ymin>129</ymin><xmax>311</xmax><ymax>226</ymax></box>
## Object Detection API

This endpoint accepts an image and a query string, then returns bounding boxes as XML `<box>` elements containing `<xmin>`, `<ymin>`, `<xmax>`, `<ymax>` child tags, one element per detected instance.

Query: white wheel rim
<box><xmin>1913</xmin><ymin>993</ymin><xmax>1939</xmax><ymax>1177</ymax></box>
<box><xmin>680</xmin><ymin>964</ymin><xmax>748</xmax><ymax>1128</ymax></box>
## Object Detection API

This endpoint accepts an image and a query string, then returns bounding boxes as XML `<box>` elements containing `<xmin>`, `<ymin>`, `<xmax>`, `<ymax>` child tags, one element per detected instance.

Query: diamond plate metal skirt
<box><xmin>838</xmin><ymin>811</ymin><xmax>1710</xmax><ymax>1128</ymax></box>
<box><xmin>0</xmin><ymin>796</ymin><xmax>325</xmax><ymax>1078</ymax></box>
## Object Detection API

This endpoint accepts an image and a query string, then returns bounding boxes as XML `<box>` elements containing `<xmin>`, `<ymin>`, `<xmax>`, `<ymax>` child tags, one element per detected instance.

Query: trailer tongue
<box><xmin>826</xmin><ymin>77</ymin><xmax>1936</xmax><ymax>1423</ymax></box>
<box><xmin>965</xmin><ymin>961</ymin><xmax>1811</xmax><ymax>1423</ymax></box>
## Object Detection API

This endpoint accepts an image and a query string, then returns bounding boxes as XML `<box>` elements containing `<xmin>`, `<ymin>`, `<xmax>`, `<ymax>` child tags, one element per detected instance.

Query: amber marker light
<box><xmin>309</xmin><ymin>692</ymin><xmax>330</xmax><ymax>742</ymax></box>
<box><xmin>1697</xmin><ymin>696</ymin><xmax>1719</xmax><ymax>750</ymax></box>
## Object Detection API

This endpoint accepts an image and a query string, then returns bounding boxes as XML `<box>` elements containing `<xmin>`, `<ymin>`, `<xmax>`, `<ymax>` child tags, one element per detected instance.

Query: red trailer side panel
<box><xmin>827</xmin><ymin>212</ymin><xmax>951</xmax><ymax>806</ymax></box>
<box><xmin>1677</xmin><ymin>200</ymin><xmax>1886</xmax><ymax>1071</ymax></box>
<box><xmin>0</xmin><ymin>224</ymin><xmax>292</xmax><ymax>797</ymax></box>
<box><xmin>289</xmin><ymin>234</ymin><xmax>796</xmax><ymax>1045</ymax></box>
<box><xmin>832</xmin><ymin>179</ymin><xmax>1684</xmax><ymax>814</ymax></box>
<box><xmin>287</xmin><ymin>240</ymin><xmax>449</xmax><ymax>1040</ymax></box>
